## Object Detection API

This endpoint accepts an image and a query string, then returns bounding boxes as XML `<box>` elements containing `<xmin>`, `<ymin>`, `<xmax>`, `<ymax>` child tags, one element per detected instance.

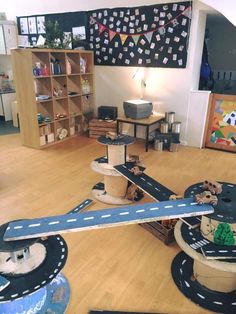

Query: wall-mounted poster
<box><xmin>88</xmin><ymin>1</ymin><xmax>192</xmax><ymax>67</ymax></box>
<box><xmin>205</xmin><ymin>93</ymin><xmax>236</xmax><ymax>152</ymax></box>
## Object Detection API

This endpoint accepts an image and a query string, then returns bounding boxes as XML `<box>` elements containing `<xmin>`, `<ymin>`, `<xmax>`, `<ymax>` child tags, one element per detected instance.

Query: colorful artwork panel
<box><xmin>205</xmin><ymin>94</ymin><xmax>236</xmax><ymax>152</ymax></box>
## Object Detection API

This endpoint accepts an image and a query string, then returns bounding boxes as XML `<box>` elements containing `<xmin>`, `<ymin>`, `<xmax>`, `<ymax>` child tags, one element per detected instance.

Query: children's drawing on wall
<box><xmin>88</xmin><ymin>1</ymin><xmax>192</xmax><ymax>67</ymax></box>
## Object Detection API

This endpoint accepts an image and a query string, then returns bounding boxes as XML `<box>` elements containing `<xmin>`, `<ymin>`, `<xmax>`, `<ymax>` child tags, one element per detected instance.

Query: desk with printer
<box><xmin>95</xmin><ymin>100</ymin><xmax>181</xmax><ymax>152</ymax></box>
<box><xmin>117</xmin><ymin>99</ymin><xmax>163</xmax><ymax>152</ymax></box>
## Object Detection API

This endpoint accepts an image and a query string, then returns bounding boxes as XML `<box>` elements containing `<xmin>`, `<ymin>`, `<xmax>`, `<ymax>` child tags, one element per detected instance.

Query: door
<box><xmin>3</xmin><ymin>24</ymin><xmax>17</xmax><ymax>55</ymax></box>
<box><xmin>0</xmin><ymin>25</ymin><xmax>6</xmax><ymax>54</ymax></box>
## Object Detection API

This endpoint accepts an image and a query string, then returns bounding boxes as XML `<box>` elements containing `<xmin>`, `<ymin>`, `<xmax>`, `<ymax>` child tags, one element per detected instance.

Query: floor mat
<box><xmin>0</xmin><ymin>119</ymin><xmax>20</xmax><ymax>135</ymax></box>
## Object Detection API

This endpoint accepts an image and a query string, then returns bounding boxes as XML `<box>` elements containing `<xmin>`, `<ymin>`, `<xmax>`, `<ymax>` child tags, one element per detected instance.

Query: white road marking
<box><xmin>197</xmin><ymin>293</ymin><xmax>205</xmax><ymax>299</ymax></box>
<box><xmin>150</xmin><ymin>207</ymin><xmax>159</xmax><ymax>210</ymax></box>
<box><xmin>34</xmin><ymin>285</ymin><xmax>40</xmax><ymax>290</ymax></box>
<box><xmin>14</xmin><ymin>226</ymin><xmax>23</xmax><ymax>229</ymax></box>
<box><xmin>11</xmin><ymin>294</ymin><xmax>18</xmax><ymax>298</ymax></box>
<box><xmin>184</xmin><ymin>280</ymin><xmax>190</xmax><ymax>287</ymax></box>
<box><xmin>219</xmin><ymin>250</ymin><xmax>228</xmax><ymax>253</ymax></box>
<box><xmin>119</xmin><ymin>212</ymin><xmax>129</xmax><ymax>215</ymax></box>
<box><xmin>41</xmin><ymin>281</ymin><xmax>46</xmax><ymax>285</ymax></box>
<box><xmin>141</xmin><ymin>177</ymin><xmax>146</xmax><ymax>181</ymax></box>
<box><xmin>67</xmin><ymin>219</ymin><xmax>77</xmax><ymax>223</ymax></box>
<box><xmin>164</xmin><ymin>205</ymin><xmax>173</xmax><ymax>208</ymax></box>
<box><xmin>213</xmin><ymin>301</ymin><xmax>223</xmax><ymax>305</ymax></box>
<box><xmin>178</xmin><ymin>204</ymin><xmax>186</xmax><ymax>207</ymax></box>
<box><xmin>227</xmin><ymin>184</ymin><xmax>234</xmax><ymax>187</ymax></box>
<box><xmin>23</xmin><ymin>290</ymin><xmax>29</xmax><ymax>295</ymax></box>
<box><xmin>190</xmin><ymin>202</ymin><xmax>197</xmax><ymax>205</ymax></box>
<box><xmin>49</xmin><ymin>221</ymin><xmax>60</xmax><ymax>225</ymax></box>
<box><xmin>83</xmin><ymin>216</ymin><xmax>94</xmax><ymax>220</ymax></box>
<box><xmin>29</xmin><ymin>223</ymin><xmax>41</xmax><ymax>228</ymax></box>
<box><xmin>101</xmin><ymin>214</ymin><xmax>111</xmax><ymax>218</ymax></box>
<box><xmin>136</xmin><ymin>209</ymin><xmax>145</xmax><ymax>213</ymax></box>
<box><xmin>182</xmin><ymin>259</ymin><xmax>186</xmax><ymax>265</ymax></box>
<box><xmin>147</xmin><ymin>182</ymin><xmax>152</xmax><ymax>186</ymax></box>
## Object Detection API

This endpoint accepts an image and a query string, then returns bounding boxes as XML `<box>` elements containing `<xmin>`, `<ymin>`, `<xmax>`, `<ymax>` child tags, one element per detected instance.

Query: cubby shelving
<box><xmin>12</xmin><ymin>48</ymin><xmax>94</xmax><ymax>149</ymax></box>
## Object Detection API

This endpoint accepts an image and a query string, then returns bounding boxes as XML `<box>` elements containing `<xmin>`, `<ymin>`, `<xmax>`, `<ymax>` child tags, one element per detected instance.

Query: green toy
<box><xmin>214</xmin><ymin>223</ymin><xmax>235</xmax><ymax>246</ymax></box>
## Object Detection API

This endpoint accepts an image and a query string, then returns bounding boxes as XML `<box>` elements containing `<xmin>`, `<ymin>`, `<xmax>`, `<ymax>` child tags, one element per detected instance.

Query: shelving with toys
<box><xmin>11</xmin><ymin>48</ymin><xmax>94</xmax><ymax>149</ymax></box>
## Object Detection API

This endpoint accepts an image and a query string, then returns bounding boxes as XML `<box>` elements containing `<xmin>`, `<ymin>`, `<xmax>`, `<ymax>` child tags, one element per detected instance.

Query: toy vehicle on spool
<box><xmin>202</xmin><ymin>180</ymin><xmax>222</xmax><ymax>195</ymax></box>
<box><xmin>195</xmin><ymin>191</ymin><xmax>218</xmax><ymax>206</ymax></box>
<box><xmin>129</xmin><ymin>166</ymin><xmax>143</xmax><ymax>176</ymax></box>
<box><xmin>105</xmin><ymin>131</ymin><xmax>124</xmax><ymax>141</ymax></box>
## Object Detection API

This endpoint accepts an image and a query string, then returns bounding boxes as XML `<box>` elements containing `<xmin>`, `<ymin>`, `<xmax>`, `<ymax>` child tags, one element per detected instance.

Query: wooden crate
<box><xmin>140</xmin><ymin>221</ymin><xmax>175</xmax><ymax>245</ymax></box>
<box><xmin>89</xmin><ymin>119</ymin><xmax>117</xmax><ymax>138</ymax></box>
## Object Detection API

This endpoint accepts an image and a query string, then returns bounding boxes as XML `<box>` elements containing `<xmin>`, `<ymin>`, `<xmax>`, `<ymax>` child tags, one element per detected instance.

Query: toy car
<box><xmin>105</xmin><ymin>131</ymin><xmax>118</xmax><ymax>140</ymax></box>
<box><xmin>129</xmin><ymin>166</ymin><xmax>143</xmax><ymax>176</ymax></box>
<box><xmin>195</xmin><ymin>191</ymin><xmax>218</xmax><ymax>206</ymax></box>
<box><xmin>128</xmin><ymin>154</ymin><xmax>140</xmax><ymax>164</ymax></box>
<box><xmin>202</xmin><ymin>180</ymin><xmax>222</xmax><ymax>195</ymax></box>
<box><xmin>105</xmin><ymin>131</ymin><xmax>125</xmax><ymax>141</ymax></box>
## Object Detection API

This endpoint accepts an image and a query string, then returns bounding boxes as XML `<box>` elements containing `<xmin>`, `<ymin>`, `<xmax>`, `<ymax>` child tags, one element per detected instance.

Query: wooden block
<box><xmin>141</xmin><ymin>222</ymin><xmax>175</xmax><ymax>245</ymax></box>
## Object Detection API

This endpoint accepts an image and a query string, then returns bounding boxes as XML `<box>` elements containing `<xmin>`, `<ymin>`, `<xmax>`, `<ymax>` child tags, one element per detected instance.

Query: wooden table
<box><xmin>116</xmin><ymin>114</ymin><xmax>164</xmax><ymax>152</ymax></box>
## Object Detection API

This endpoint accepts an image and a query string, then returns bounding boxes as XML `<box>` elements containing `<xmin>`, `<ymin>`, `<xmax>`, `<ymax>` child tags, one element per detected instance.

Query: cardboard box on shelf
<box><xmin>40</xmin><ymin>135</ymin><xmax>46</xmax><ymax>146</ymax></box>
<box><xmin>46</xmin><ymin>133</ymin><xmax>55</xmax><ymax>143</ymax></box>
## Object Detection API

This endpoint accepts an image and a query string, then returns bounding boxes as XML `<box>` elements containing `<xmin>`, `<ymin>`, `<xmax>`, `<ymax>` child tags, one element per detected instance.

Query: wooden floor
<box><xmin>0</xmin><ymin>134</ymin><xmax>235</xmax><ymax>314</ymax></box>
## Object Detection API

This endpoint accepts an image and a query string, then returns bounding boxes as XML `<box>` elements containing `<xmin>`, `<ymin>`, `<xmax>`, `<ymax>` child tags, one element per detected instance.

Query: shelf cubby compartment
<box><xmin>55</xmin><ymin>119</ymin><xmax>69</xmax><ymax>141</ymax></box>
<box><xmin>52</xmin><ymin>76</ymin><xmax>67</xmax><ymax>98</ymax></box>
<box><xmin>50</xmin><ymin>52</ymin><xmax>66</xmax><ymax>75</ymax></box>
<box><xmin>34</xmin><ymin>77</ymin><xmax>52</xmax><ymax>98</ymax></box>
<box><xmin>82</xmin><ymin>94</ymin><xmax>94</xmax><ymax>114</ymax></box>
<box><xmin>74</xmin><ymin>115</ymin><xmax>83</xmax><ymax>135</ymax></box>
<box><xmin>32</xmin><ymin>51</ymin><xmax>51</xmax><ymax>76</ymax></box>
<box><xmin>80</xmin><ymin>52</ymin><xmax>93</xmax><ymax>74</ymax></box>
<box><xmin>39</xmin><ymin>122</ymin><xmax>55</xmax><ymax>146</ymax></box>
<box><xmin>66</xmin><ymin>52</ymin><xmax>80</xmax><ymax>74</ymax></box>
<box><xmin>54</xmin><ymin>98</ymin><xmax>69</xmax><ymax>121</ymax></box>
<box><xmin>81</xmin><ymin>74</ymin><xmax>93</xmax><ymax>95</ymax></box>
<box><xmin>37</xmin><ymin>100</ymin><xmax>54</xmax><ymax>122</ymax></box>
<box><xmin>69</xmin><ymin>96</ymin><xmax>82</xmax><ymax>117</ymax></box>
<box><xmin>67</xmin><ymin>75</ymin><xmax>81</xmax><ymax>95</ymax></box>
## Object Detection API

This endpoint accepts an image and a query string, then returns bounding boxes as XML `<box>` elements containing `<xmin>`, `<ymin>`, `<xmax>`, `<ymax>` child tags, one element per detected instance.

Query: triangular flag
<box><xmin>144</xmin><ymin>31</ymin><xmax>153</xmax><ymax>43</ymax></box>
<box><xmin>109</xmin><ymin>30</ymin><xmax>116</xmax><ymax>41</ymax></box>
<box><xmin>132</xmin><ymin>35</ymin><xmax>140</xmax><ymax>45</ymax></box>
<box><xmin>182</xmin><ymin>6</ymin><xmax>192</xmax><ymax>19</ymax></box>
<box><xmin>120</xmin><ymin>34</ymin><xmax>128</xmax><ymax>45</ymax></box>
<box><xmin>98</xmin><ymin>24</ymin><xmax>106</xmax><ymax>35</ymax></box>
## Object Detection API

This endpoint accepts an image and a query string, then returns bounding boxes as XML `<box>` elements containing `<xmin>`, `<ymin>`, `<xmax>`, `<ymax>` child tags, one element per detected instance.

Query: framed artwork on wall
<box><xmin>205</xmin><ymin>93</ymin><xmax>236</xmax><ymax>152</ymax></box>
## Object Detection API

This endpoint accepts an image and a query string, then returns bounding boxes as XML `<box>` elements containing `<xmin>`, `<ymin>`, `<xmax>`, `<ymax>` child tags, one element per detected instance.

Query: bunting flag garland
<box><xmin>88</xmin><ymin>1</ymin><xmax>192</xmax><ymax>68</ymax></box>
<box><xmin>109</xmin><ymin>30</ymin><xmax>116</xmax><ymax>41</ymax></box>
<box><xmin>132</xmin><ymin>35</ymin><xmax>140</xmax><ymax>45</ymax></box>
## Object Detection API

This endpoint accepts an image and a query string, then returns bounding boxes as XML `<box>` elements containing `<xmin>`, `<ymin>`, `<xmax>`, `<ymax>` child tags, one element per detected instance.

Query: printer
<box><xmin>123</xmin><ymin>99</ymin><xmax>153</xmax><ymax>119</ymax></box>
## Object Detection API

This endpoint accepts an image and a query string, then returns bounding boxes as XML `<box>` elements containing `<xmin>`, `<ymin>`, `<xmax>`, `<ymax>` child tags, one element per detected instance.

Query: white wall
<box><xmin>1</xmin><ymin>0</ymin><xmax>218</xmax><ymax>145</ymax></box>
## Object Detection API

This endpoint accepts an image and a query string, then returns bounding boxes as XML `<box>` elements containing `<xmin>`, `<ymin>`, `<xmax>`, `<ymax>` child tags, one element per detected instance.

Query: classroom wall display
<box><xmin>16</xmin><ymin>1</ymin><xmax>192</xmax><ymax>68</ymax></box>
<box><xmin>205</xmin><ymin>93</ymin><xmax>236</xmax><ymax>152</ymax></box>
<box><xmin>88</xmin><ymin>1</ymin><xmax>192</xmax><ymax>67</ymax></box>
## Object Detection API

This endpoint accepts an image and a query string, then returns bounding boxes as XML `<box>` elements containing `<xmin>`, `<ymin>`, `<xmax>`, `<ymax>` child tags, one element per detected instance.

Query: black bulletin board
<box><xmin>17</xmin><ymin>11</ymin><xmax>87</xmax><ymax>47</ymax></box>
<box><xmin>88</xmin><ymin>1</ymin><xmax>192</xmax><ymax>68</ymax></box>
<box><xmin>16</xmin><ymin>1</ymin><xmax>192</xmax><ymax>68</ymax></box>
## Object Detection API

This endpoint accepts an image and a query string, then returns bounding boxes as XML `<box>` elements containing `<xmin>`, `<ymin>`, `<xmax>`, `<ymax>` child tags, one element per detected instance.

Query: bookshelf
<box><xmin>11</xmin><ymin>48</ymin><xmax>94</xmax><ymax>149</ymax></box>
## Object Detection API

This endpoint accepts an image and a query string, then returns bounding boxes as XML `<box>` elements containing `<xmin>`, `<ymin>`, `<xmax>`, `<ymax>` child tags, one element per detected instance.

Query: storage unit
<box><xmin>89</xmin><ymin>119</ymin><xmax>117</xmax><ymax>138</ymax></box>
<box><xmin>0</xmin><ymin>21</ymin><xmax>17</xmax><ymax>55</ymax></box>
<box><xmin>11</xmin><ymin>48</ymin><xmax>94</xmax><ymax>148</ymax></box>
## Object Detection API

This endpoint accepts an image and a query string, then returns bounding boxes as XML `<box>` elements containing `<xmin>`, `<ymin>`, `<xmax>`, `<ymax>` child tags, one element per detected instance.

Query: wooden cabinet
<box><xmin>11</xmin><ymin>48</ymin><xmax>94</xmax><ymax>149</ymax></box>
<box><xmin>0</xmin><ymin>21</ymin><xmax>17</xmax><ymax>55</ymax></box>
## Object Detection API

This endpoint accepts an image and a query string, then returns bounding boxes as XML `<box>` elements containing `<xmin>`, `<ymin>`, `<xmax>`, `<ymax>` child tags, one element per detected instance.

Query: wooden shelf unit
<box><xmin>11</xmin><ymin>48</ymin><xmax>94</xmax><ymax>149</ymax></box>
